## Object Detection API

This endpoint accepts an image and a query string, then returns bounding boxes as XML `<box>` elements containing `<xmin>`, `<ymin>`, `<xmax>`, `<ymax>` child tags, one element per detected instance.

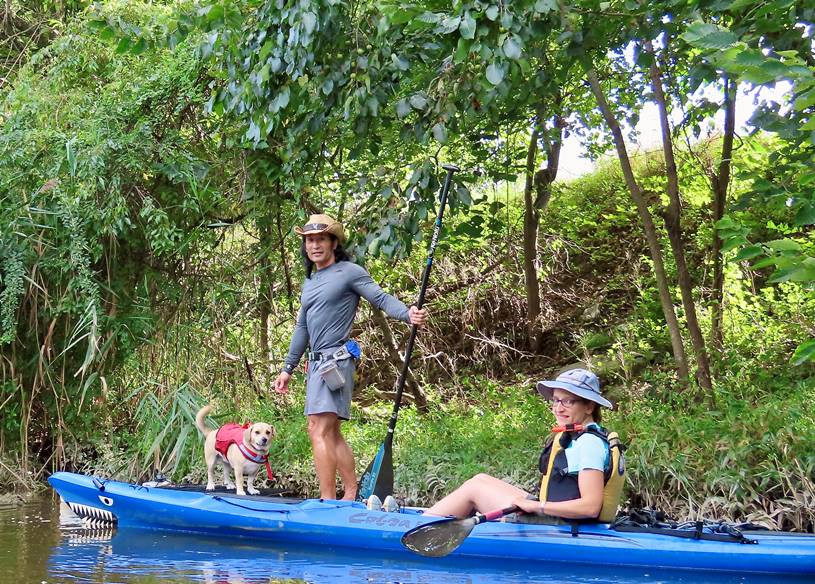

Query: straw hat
<box><xmin>294</xmin><ymin>213</ymin><xmax>345</xmax><ymax>244</ymax></box>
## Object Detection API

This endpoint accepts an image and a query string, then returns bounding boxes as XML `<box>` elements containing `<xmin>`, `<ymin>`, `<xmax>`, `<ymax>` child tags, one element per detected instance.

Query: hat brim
<box><xmin>295</xmin><ymin>225</ymin><xmax>345</xmax><ymax>244</ymax></box>
<box><xmin>536</xmin><ymin>380</ymin><xmax>613</xmax><ymax>409</ymax></box>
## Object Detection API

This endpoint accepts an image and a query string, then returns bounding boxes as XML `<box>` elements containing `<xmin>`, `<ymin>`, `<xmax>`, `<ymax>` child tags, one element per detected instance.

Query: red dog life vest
<box><xmin>215</xmin><ymin>423</ymin><xmax>274</xmax><ymax>480</ymax></box>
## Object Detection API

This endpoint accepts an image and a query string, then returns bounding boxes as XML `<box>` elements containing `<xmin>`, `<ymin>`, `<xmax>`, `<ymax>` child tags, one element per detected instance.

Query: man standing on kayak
<box><xmin>274</xmin><ymin>214</ymin><xmax>427</xmax><ymax>501</ymax></box>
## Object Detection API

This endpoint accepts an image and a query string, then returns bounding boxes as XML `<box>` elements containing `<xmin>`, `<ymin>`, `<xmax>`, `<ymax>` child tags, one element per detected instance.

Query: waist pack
<box><xmin>319</xmin><ymin>340</ymin><xmax>361</xmax><ymax>391</ymax></box>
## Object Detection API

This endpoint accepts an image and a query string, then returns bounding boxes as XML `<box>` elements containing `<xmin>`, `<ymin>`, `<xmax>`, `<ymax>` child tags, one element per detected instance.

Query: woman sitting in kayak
<box><xmin>424</xmin><ymin>368</ymin><xmax>618</xmax><ymax>521</ymax></box>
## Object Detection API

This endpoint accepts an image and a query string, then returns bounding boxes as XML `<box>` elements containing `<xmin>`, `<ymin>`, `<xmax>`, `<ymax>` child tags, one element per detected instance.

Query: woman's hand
<box><xmin>511</xmin><ymin>496</ymin><xmax>545</xmax><ymax>516</ymax></box>
<box><xmin>408</xmin><ymin>305</ymin><xmax>428</xmax><ymax>326</ymax></box>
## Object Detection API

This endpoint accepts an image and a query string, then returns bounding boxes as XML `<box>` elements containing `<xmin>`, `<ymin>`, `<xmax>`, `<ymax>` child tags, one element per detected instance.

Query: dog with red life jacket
<box><xmin>195</xmin><ymin>405</ymin><xmax>275</xmax><ymax>496</ymax></box>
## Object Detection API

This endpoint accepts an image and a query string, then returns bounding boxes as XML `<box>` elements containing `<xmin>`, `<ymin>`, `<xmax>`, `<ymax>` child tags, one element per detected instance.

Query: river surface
<box><xmin>0</xmin><ymin>494</ymin><xmax>810</xmax><ymax>584</ymax></box>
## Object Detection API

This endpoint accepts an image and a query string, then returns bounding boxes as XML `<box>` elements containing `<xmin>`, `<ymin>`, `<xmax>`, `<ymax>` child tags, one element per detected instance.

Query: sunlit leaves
<box><xmin>502</xmin><ymin>36</ymin><xmax>522</xmax><ymax>60</ymax></box>
<box><xmin>485</xmin><ymin>62</ymin><xmax>505</xmax><ymax>85</ymax></box>
<box><xmin>459</xmin><ymin>12</ymin><xmax>476</xmax><ymax>39</ymax></box>
<box><xmin>791</xmin><ymin>339</ymin><xmax>815</xmax><ymax>366</ymax></box>
<box><xmin>682</xmin><ymin>22</ymin><xmax>737</xmax><ymax>50</ymax></box>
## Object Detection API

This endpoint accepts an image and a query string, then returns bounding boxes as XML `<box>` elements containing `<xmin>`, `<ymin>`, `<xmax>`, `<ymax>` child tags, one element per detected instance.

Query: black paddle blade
<box><xmin>401</xmin><ymin>516</ymin><xmax>478</xmax><ymax>558</ymax></box>
<box><xmin>357</xmin><ymin>436</ymin><xmax>393</xmax><ymax>501</ymax></box>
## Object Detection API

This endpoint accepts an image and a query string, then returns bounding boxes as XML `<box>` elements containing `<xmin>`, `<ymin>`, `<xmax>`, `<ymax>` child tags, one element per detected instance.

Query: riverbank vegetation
<box><xmin>1</xmin><ymin>0</ymin><xmax>813</xmax><ymax>531</ymax></box>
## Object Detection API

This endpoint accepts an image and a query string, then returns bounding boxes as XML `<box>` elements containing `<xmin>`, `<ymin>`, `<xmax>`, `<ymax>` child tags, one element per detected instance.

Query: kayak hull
<box><xmin>48</xmin><ymin>472</ymin><xmax>815</xmax><ymax>575</ymax></box>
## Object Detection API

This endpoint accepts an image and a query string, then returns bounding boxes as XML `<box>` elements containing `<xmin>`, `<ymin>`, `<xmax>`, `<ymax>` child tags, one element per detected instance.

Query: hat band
<box><xmin>302</xmin><ymin>223</ymin><xmax>329</xmax><ymax>231</ymax></box>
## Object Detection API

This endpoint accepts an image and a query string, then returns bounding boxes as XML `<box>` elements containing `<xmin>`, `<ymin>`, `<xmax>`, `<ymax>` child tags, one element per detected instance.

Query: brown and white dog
<box><xmin>195</xmin><ymin>405</ymin><xmax>275</xmax><ymax>496</ymax></box>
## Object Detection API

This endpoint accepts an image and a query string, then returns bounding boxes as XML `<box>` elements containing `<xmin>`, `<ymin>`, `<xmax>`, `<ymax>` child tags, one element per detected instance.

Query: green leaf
<box><xmin>302</xmin><ymin>11</ymin><xmax>318</xmax><ymax>35</ymax></box>
<box><xmin>454</xmin><ymin>38</ymin><xmax>471</xmax><ymax>64</ymax></box>
<box><xmin>766</xmin><ymin>239</ymin><xmax>801</xmax><ymax>252</ymax></box>
<box><xmin>130</xmin><ymin>38</ymin><xmax>147</xmax><ymax>56</ymax></box>
<box><xmin>799</xmin><ymin>172</ymin><xmax>815</xmax><ymax>186</ymax></box>
<box><xmin>206</xmin><ymin>4</ymin><xmax>224</xmax><ymax>23</ymax></box>
<box><xmin>715</xmin><ymin>216</ymin><xmax>737</xmax><ymax>229</ymax></box>
<box><xmin>115</xmin><ymin>37</ymin><xmax>132</xmax><ymax>54</ymax></box>
<box><xmin>728</xmin><ymin>0</ymin><xmax>757</xmax><ymax>10</ymax></box>
<box><xmin>396</xmin><ymin>99</ymin><xmax>412</xmax><ymax>118</ymax></box>
<box><xmin>502</xmin><ymin>37</ymin><xmax>522</xmax><ymax>60</ymax></box>
<box><xmin>486</xmin><ymin>62</ymin><xmax>504</xmax><ymax>85</ymax></box>
<box><xmin>65</xmin><ymin>138</ymin><xmax>77</xmax><ymax>177</ymax></box>
<box><xmin>417</xmin><ymin>12</ymin><xmax>441</xmax><ymax>24</ymax></box>
<box><xmin>792</xmin><ymin>88</ymin><xmax>815</xmax><ymax>112</ymax></box>
<box><xmin>460</xmin><ymin>12</ymin><xmax>476</xmax><ymax>40</ymax></box>
<box><xmin>794</xmin><ymin>202</ymin><xmax>815</xmax><ymax>226</ymax></box>
<box><xmin>486</xmin><ymin>6</ymin><xmax>499</xmax><ymax>20</ymax></box>
<box><xmin>791</xmin><ymin>339</ymin><xmax>815</xmax><ymax>366</ymax></box>
<box><xmin>259</xmin><ymin>40</ymin><xmax>273</xmax><ymax>62</ymax></box>
<box><xmin>391</xmin><ymin>54</ymin><xmax>410</xmax><ymax>71</ymax></box>
<box><xmin>682</xmin><ymin>22</ymin><xmax>737</xmax><ymax>50</ymax></box>
<box><xmin>534</xmin><ymin>0</ymin><xmax>558</xmax><ymax>13</ymax></box>
<box><xmin>99</xmin><ymin>26</ymin><xmax>117</xmax><ymax>42</ymax></box>
<box><xmin>751</xmin><ymin>256</ymin><xmax>778</xmax><ymax>269</ymax></box>
<box><xmin>409</xmin><ymin>94</ymin><xmax>428</xmax><ymax>110</ymax></box>
<box><xmin>440</xmin><ymin>16</ymin><xmax>461</xmax><ymax>34</ymax></box>
<box><xmin>768</xmin><ymin>261</ymin><xmax>815</xmax><ymax>283</ymax></box>
<box><xmin>431</xmin><ymin>123</ymin><xmax>447</xmax><ymax>143</ymax></box>
<box><xmin>732</xmin><ymin>245</ymin><xmax>763</xmax><ymax>262</ymax></box>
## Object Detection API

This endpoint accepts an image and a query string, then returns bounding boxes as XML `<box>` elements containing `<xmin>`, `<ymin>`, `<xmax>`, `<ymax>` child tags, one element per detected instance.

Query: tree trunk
<box><xmin>522</xmin><ymin>127</ymin><xmax>542</xmax><ymax>351</ymax></box>
<box><xmin>710</xmin><ymin>77</ymin><xmax>736</xmax><ymax>353</ymax></box>
<box><xmin>585</xmin><ymin>67</ymin><xmax>690</xmax><ymax>384</ymax></box>
<box><xmin>275</xmin><ymin>191</ymin><xmax>294</xmax><ymax>312</ymax></box>
<box><xmin>645</xmin><ymin>42</ymin><xmax>712</xmax><ymax>390</ymax></box>
<box><xmin>257</xmin><ymin>217</ymin><xmax>273</xmax><ymax>360</ymax></box>
<box><xmin>523</xmin><ymin>106</ymin><xmax>563</xmax><ymax>353</ymax></box>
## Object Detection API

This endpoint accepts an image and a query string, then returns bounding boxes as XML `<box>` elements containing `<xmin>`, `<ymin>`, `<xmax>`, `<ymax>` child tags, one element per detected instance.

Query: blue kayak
<box><xmin>48</xmin><ymin>471</ymin><xmax>815</xmax><ymax>576</ymax></box>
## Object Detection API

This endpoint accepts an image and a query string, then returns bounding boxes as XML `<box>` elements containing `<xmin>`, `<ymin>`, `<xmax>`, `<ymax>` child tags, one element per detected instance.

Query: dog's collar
<box><xmin>237</xmin><ymin>443</ymin><xmax>268</xmax><ymax>464</ymax></box>
<box><xmin>237</xmin><ymin>443</ymin><xmax>275</xmax><ymax>481</ymax></box>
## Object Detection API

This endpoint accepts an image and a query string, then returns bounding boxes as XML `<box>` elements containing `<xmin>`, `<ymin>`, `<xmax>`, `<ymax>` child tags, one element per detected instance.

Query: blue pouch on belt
<box><xmin>344</xmin><ymin>339</ymin><xmax>361</xmax><ymax>360</ymax></box>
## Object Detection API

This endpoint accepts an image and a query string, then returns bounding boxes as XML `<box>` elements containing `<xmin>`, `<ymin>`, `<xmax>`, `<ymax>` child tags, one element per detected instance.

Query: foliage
<box><xmin>1</xmin><ymin>0</ymin><xmax>814</xmax><ymax>531</ymax></box>
<box><xmin>0</xmin><ymin>2</ymin><xmax>240</xmax><ymax>466</ymax></box>
<box><xmin>683</xmin><ymin>3</ymin><xmax>815</xmax><ymax>361</ymax></box>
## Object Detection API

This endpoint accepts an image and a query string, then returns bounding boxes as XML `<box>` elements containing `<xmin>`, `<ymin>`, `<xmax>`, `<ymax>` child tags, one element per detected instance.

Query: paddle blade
<box><xmin>357</xmin><ymin>437</ymin><xmax>393</xmax><ymax>501</ymax></box>
<box><xmin>401</xmin><ymin>516</ymin><xmax>478</xmax><ymax>558</ymax></box>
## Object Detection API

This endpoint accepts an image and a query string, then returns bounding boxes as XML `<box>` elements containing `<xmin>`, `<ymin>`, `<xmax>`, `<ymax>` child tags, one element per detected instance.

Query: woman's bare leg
<box><xmin>424</xmin><ymin>473</ymin><xmax>528</xmax><ymax>518</ymax></box>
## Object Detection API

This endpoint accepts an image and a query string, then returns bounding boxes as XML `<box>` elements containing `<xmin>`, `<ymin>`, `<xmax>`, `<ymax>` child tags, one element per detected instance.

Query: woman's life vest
<box><xmin>537</xmin><ymin>423</ymin><xmax>626</xmax><ymax>522</ymax></box>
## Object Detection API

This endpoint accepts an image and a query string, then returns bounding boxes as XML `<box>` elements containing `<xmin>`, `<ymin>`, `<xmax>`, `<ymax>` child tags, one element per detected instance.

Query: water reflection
<box><xmin>49</xmin><ymin>504</ymin><xmax>807</xmax><ymax>584</ymax></box>
<box><xmin>2</xmin><ymin>496</ymin><xmax>811</xmax><ymax>584</ymax></box>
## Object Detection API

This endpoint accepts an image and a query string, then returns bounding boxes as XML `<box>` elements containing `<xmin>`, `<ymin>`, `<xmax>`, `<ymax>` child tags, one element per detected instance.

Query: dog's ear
<box><xmin>243</xmin><ymin>425</ymin><xmax>253</xmax><ymax>445</ymax></box>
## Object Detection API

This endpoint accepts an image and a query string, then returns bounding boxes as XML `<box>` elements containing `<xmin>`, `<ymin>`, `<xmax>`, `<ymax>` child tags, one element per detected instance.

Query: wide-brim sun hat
<box><xmin>295</xmin><ymin>213</ymin><xmax>345</xmax><ymax>244</ymax></box>
<box><xmin>536</xmin><ymin>368</ymin><xmax>613</xmax><ymax>409</ymax></box>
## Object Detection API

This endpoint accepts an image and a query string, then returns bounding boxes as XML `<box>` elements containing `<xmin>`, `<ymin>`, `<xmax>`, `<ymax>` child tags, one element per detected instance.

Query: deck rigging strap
<box><xmin>610</xmin><ymin>508</ymin><xmax>762</xmax><ymax>544</ymax></box>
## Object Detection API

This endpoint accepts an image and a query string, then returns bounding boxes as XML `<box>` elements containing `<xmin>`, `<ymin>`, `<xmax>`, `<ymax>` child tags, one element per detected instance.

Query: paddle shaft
<box><xmin>358</xmin><ymin>164</ymin><xmax>459</xmax><ymax>500</ymax></box>
<box><xmin>386</xmin><ymin>163</ymin><xmax>459</xmax><ymax>431</ymax></box>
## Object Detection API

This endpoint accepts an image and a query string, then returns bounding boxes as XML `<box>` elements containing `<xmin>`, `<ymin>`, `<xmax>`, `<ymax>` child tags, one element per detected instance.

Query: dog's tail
<box><xmin>196</xmin><ymin>405</ymin><xmax>215</xmax><ymax>437</ymax></box>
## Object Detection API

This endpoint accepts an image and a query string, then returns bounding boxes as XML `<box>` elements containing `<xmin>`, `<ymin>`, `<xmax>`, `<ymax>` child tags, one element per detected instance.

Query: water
<box><xmin>0</xmin><ymin>494</ymin><xmax>810</xmax><ymax>584</ymax></box>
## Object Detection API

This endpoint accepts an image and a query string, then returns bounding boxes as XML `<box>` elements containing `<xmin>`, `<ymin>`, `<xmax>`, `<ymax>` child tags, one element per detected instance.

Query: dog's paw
<box><xmin>247</xmin><ymin>487</ymin><xmax>260</xmax><ymax>495</ymax></box>
<box><xmin>225</xmin><ymin>481</ymin><xmax>236</xmax><ymax>490</ymax></box>
<box><xmin>205</xmin><ymin>483</ymin><xmax>216</xmax><ymax>491</ymax></box>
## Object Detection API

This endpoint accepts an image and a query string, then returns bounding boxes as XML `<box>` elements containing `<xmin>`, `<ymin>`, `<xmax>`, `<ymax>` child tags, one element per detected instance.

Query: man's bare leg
<box><xmin>333</xmin><ymin>421</ymin><xmax>357</xmax><ymax>500</ymax></box>
<box><xmin>308</xmin><ymin>413</ymin><xmax>339</xmax><ymax>499</ymax></box>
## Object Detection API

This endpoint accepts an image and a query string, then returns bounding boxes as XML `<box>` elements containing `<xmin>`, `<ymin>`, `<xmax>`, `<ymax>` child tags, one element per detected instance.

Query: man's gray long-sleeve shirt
<box><xmin>282</xmin><ymin>261</ymin><xmax>410</xmax><ymax>373</ymax></box>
